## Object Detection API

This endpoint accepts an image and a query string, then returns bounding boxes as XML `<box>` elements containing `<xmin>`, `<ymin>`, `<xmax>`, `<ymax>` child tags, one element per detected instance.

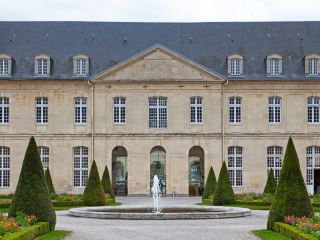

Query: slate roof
<box><xmin>1</xmin><ymin>21</ymin><xmax>320</xmax><ymax>81</ymax></box>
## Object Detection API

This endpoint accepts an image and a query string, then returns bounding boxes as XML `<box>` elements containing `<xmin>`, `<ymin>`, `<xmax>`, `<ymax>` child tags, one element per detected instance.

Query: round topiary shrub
<box><xmin>9</xmin><ymin>137</ymin><xmax>56</xmax><ymax>230</ymax></box>
<box><xmin>213</xmin><ymin>161</ymin><xmax>235</xmax><ymax>205</ymax></box>
<box><xmin>263</xmin><ymin>168</ymin><xmax>277</xmax><ymax>196</ymax></box>
<box><xmin>202</xmin><ymin>166</ymin><xmax>217</xmax><ymax>200</ymax></box>
<box><xmin>267</xmin><ymin>136</ymin><xmax>313</xmax><ymax>230</ymax></box>
<box><xmin>83</xmin><ymin>160</ymin><xmax>105</xmax><ymax>206</ymax></box>
<box><xmin>45</xmin><ymin>168</ymin><xmax>55</xmax><ymax>195</ymax></box>
<box><xmin>101</xmin><ymin>165</ymin><xmax>115</xmax><ymax>198</ymax></box>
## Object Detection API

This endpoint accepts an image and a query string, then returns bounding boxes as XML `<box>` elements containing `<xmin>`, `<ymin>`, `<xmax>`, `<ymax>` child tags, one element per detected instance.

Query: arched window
<box><xmin>38</xmin><ymin>146</ymin><xmax>49</xmax><ymax>170</ymax></box>
<box><xmin>73</xmin><ymin>146</ymin><xmax>88</xmax><ymax>187</ymax></box>
<box><xmin>188</xmin><ymin>146</ymin><xmax>204</xmax><ymax>196</ymax></box>
<box><xmin>112</xmin><ymin>146</ymin><xmax>128</xmax><ymax>196</ymax></box>
<box><xmin>308</xmin><ymin>97</ymin><xmax>320</xmax><ymax>123</ymax></box>
<box><xmin>150</xmin><ymin>146</ymin><xmax>166</xmax><ymax>193</ymax></box>
<box><xmin>267</xmin><ymin>146</ymin><xmax>283</xmax><ymax>182</ymax></box>
<box><xmin>0</xmin><ymin>146</ymin><xmax>10</xmax><ymax>187</ymax></box>
<box><xmin>227</xmin><ymin>146</ymin><xmax>243</xmax><ymax>187</ymax></box>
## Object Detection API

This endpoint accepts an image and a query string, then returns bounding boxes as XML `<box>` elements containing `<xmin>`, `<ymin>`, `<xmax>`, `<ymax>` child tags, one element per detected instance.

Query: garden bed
<box><xmin>2</xmin><ymin>222</ymin><xmax>50</xmax><ymax>240</ymax></box>
<box><xmin>274</xmin><ymin>222</ymin><xmax>318</xmax><ymax>240</ymax></box>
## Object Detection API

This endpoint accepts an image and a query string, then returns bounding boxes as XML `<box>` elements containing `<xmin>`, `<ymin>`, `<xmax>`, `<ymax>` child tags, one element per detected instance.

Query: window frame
<box><xmin>148</xmin><ymin>97</ymin><xmax>168</xmax><ymax>129</ymax></box>
<box><xmin>307</xmin><ymin>96</ymin><xmax>320</xmax><ymax>124</ymax></box>
<box><xmin>190</xmin><ymin>97</ymin><xmax>203</xmax><ymax>124</ymax></box>
<box><xmin>0</xmin><ymin>97</ymin><xmax>9</xmax><ymax>125</ymax></box>
<box><xmin>0</xmin><ymin>54</ymin><xmax>11</xmax><ymax>77</ymax></box>
<box><xmin>229</xmin><ymin>97</ymin><xmax>242</xmax><ymax>124</ymax></box>
<box><xmin>227</xmin><ymin>146</ymin><xmax>243</xmax><ymax>187</ymax></box>
<box><xmin>38</xmin><ymin>146</ymin><xmax>49</xmax><ymax>170</ymax></box>
<box><xmin>0</xmin><ymin>146</ymin><xmax>10</xmax><ymax>188</ymax></box>
<box><xmin>73</xmin><ymin>146</ymin><xmax>89</xmax><ymax>188</ymax></box>
<box><xmin>268</xmin><ymin>96</ymin><xmax>281</xmax><ymax>124</ymax></box>
<box><xmin>306</xmin><ymin>146</ymin><xmax>320</xmax><ymax>186</ymax></box>
<box><xmin>73</xmin><ymin>55</ymin><xmax>89</xmax><ymax>77</ymax></box>
<box><xmin>36</xmin><ymin>97</ymin><xmax>48</xmax><ymax>125</ymax></box>
<box><xmin>305</xmin><ymin>55</ymin><xmax>320</xmax><ymax>77</ymax></box>
<box><xmin>34</xmin><ymin>55</ymin><xmax>50</xmax><ymax>77</ymax></box>
<box><xmin>113</xmin><ymin>97</ymin><xmax>126</xmax><ymax>125</ymax></box>
<box><xmin>74</xmin><ymin>97</ymin><xmax>87</xmax><ymax>124</ymax></box>
<box><xmin>228</xmin><ymin>55</ymin><xmax>243</xmax><ymax>76</ymax></box>
<box><xmin>267</xmin><ymin>146</ymin><xmax>283</xmax><ymax>183</ymax></box>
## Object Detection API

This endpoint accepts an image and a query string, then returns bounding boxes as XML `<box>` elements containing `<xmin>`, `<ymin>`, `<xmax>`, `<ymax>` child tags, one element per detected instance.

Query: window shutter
<box><xmin>8</xmin><ymin>58</ymin><xmax>12</xmax><ymax>76</ymax></box>
<box><xmin>305</xmin><ymin>59</ymin><xmax>309</xmax><ymax>75</ymax></box>
<box><xmin>34</xmin><ymin>59</ymin><xmax>38</xmax><ymax>75</ymax></box>
<box><xmin>47</xmin><ymin>58</ymin><xmax>51</xmax><ymax>76</ymax></box>
<box><xmin>279</xmin><ymin>58</ymin><xmax>283</xmax><ymax>75</ymax></box>
<box><xmin>227</xmin><ymin>59</ymin><xmax>231</xmax><ymax>75</ymax></box>
<box><xmin>73</xmin><ymin>59</ymin><xmax>77</xmax><ymax>75</ymax></box>
<box><xmin>239</xmin><ymin>58</ymin><xmax>243</xmax><ymax>75</ymax></box>
<box><xmin>85</xmin><ymin>59</ymin><xmax>89</xmax><ymax>76</ymax></box>
<box><xmin>266</xmin><ymin>58</ymin><xmax>271</xmax><ymax>75</ymax></box>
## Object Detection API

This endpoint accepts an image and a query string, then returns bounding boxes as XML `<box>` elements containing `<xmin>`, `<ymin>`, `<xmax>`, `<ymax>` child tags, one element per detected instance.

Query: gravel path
<box><xmin>56</xmin><ymin>197</ymin><xmax>267</xmax><ymax>240</ymax></box>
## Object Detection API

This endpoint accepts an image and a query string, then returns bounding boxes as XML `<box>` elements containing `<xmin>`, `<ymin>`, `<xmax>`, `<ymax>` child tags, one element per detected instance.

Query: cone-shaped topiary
<box><xmin>213</xmin><ymin>161</ymin><xmax>235</xmax><ymax>205</ymax></box>
<box><xmin>263</xmin><ymin>168</ymin><xmax>277</xmax><ymax>196</ymax></box>
<box><xmin>267</xmin><ymin>136</ymin><xmax>313</xmax><ymax>230</ymax></box>
<box><xmin>45</xmin><ymin>168</ymin><xmax>55</xmax><ymax>195</ymax></box>
<box><xmin>101</xmin><ymin>165</ymin><xmax>115</xmax><ymax>198</ymax></box>
<box><xmin>202</xmin><ymin>166</ymin><xmax>217</xmax><ymax>200</ymax></box>
<box><xmin>83</xmin><ymin>160</ymin><xmax>105</xmax><ymax>206</ymax></box>
<box><xmin>9</xmin><ymin>137</ymin><xmax>56</xmax><ymax>230</ymax></box>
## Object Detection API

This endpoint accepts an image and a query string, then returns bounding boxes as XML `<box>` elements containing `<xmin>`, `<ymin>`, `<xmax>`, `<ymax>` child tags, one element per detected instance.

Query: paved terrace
<box><xmin>57</xmin><ymin>197</ymin><xmax>267</xmax><ymax>240</ymax></box>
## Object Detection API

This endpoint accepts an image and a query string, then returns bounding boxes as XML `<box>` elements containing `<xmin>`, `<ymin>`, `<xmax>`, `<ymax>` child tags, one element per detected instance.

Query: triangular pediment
<box><xmin>91</xmin><ymin>44</ymin><xmax>224</xmax><ymax>83</ymax></box>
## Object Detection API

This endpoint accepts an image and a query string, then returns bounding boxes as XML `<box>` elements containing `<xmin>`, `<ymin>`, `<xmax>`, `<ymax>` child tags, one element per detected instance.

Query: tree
<box><xmin>83</xmin><ymin>160</ymin><xmax>106</xmax><ymax>206</ymax></box>
<box><xmin>213</xmin><ymin>161</ymin><xmax>235</xmax><ymax>205</ymax></box>
<box><xmin>202</xmin><ymin>166</ymin><xmax>217</xmax><ymax>200</ymax></box>
<box><xmin>9</xmin><ymin>137</ymin><xmax>56</xmax><ymax>230</ymax></box>
<box><xmin>45</xmin><ymin>168</ymin><xmax>55</xmax><ymax>195</ymax></box>
<box><xmin>263</xmin><ymin>168</ymin><xmax>277</xmax><ymax>196</ymax></box>
<box><xmin>101</xmin><ymin>165</ymin><xmax>115</xmax><ymax>198</ymax></box>
<box><xmin>267</xmin><ymin>136</ymin><xmax>313</xmax><ymax>230</ymax></box>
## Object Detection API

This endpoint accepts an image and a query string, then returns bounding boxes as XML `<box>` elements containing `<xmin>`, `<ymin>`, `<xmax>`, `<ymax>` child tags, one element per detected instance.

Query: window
<box><xmin>229</xmin><ymin>97</ymin><xmax>241</xmax><ymax>124</ymax></box>
<box><xmin>149</xmin><ymin>97</ymin><xmax>167</xmax><ymax>128</ymax></box>
<box><xmin>73</xmin><ymin>146</ymin><xmax>88</xmax><ymax>187</ymax></box>
<box><xmin>113</xmin><ymin>97</ymin><xmax>126</xmax><ymax>124</ymax></box>
<box><xmin>308</xmin><ymin>97</ymin><xmax>320</xmax><ymax>123</ymax></box>
<box><xmin>228</xmin><ymin>146</ymin><xmax>243</xmax><ymax>187</ymax></box>
<box><xmin>75</xmin><ymin>97</ymin><xmax>87</xmax><ymax>124</ymax></box>
<box><xmin>306</xmin><ymin>146</ymin><xmax>320</xmax><ymax>186</ymax></box>
<box><xmin>73</xmin><ymin>55</ymin><xmax>89</xmax><ymax>76</ymax></box>
<box><xmin>228</xmin><ymin>55</ymin><xmax>243</xmax><ymax>76</ymax></box>
<box><xmin>267</xmin><ymin>146</ymin><xmax>283</xmax><ymax>182</ymax></box>
<box><xmin>0</xmin><ymin>97</ymin><xmax>9</xmax><ymax>124</ymax></box>
<box><xmin>38</xmin><ymin>146</ymin><xmax>49</xmax><ymax>170</ymax></box>
<box><xmin>305</xmin><ymin>55</ymin><xmax>320</xmax><ymax>76</ymax></box>
<box><xmin>190</xmin><ymin>97</ymin><xmax>202</xmax><ymax>124</ymax></box>
<box><xmin>268</xmin><ymin>97</ymin><xmax>281</xmax><ymax>123</ymax></box>
<box><xmin>36</xmin><ymin>97</ymin><xmax>48</xmax><ymax>124</ymax></box>
<box><xmin>36</xmin><ymin>59</ymin><xmax>49</xmax><ymax>76</ymax></box>
<box><xmin>0</xmin><ymin>147</ymin><xmax>10</xmax><ymax>187</ymax></box>
<box><xmin>0</xmin><ymin>59</ymin><xmax>9</xmax><ymax>76</ymax></box>
<box><xmin>267</xmin><ymin>54</ymin><xmax>282</xmax><ymax>76</ymax></box>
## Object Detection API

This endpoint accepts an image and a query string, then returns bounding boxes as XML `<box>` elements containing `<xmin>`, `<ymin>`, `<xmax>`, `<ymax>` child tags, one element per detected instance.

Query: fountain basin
<box><xmin>68</xmin><ymin>205</ymin><xmax>251</xmax><ymax>220</ymax></box>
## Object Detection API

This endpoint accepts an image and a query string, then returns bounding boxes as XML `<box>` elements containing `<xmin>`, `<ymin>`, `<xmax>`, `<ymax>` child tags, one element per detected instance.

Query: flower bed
<box><xmin>2</xmin><ymin>222</ymin><xmax>50</xmax><ymax>240</ymax></box>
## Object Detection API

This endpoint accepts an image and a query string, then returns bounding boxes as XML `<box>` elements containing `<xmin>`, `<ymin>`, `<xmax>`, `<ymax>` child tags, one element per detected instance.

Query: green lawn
<box><xmin>35</xmin><ymin>230</ymin><xmax>71</xmax><ymax>240</ymax></box>
<box><xmin>252</xmin><ymin>230</ymin><xmax>290</xmax><ymax>240</ymax></box>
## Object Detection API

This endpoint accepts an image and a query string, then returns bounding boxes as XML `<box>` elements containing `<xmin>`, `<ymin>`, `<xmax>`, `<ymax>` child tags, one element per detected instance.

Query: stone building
<box><xmin>0</xmin><ymin>22</ymin><xmax>320</xmax><ymax>196</ymax></box>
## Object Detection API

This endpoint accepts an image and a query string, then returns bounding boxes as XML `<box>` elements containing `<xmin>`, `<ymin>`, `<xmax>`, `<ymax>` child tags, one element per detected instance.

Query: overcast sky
<box><xmin>1</xmin><ymin>0</ymin><xmax>320</xmax><ymax>22</ymax></box>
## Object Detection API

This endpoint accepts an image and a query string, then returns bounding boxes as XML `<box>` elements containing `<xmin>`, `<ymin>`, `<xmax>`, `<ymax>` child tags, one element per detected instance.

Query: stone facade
<box><xmin>0</xmin><ymin>45</ymin><xmax>319</xmax><ymax>196</ymax></box>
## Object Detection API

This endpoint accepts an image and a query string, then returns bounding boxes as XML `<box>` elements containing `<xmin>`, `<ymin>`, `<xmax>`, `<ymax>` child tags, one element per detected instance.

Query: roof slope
<box><xmin>1</xmin><ymin>21</ymin><xmax>320</xmax><ymax>80</ymax></box>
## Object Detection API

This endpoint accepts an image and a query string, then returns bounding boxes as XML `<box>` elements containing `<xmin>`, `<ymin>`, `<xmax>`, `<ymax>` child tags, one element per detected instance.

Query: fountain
<box><xmin>151</xmin><ymin>175</ymin><xmax>161</xmax><ymax>213</ymax></box>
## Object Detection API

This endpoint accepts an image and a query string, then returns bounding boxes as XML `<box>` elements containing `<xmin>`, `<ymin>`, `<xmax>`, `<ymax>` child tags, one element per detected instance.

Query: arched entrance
<box><xmin>150</xmin><ymin>146</ymin><xmax>166</xmax><ymax>195</ymax></box>
<box><xmin>112</xmin><ymin>146</ymin><xmax>128</xmax><ymax>196</ymax></box>
<box><xmin>188</xmin><ymin>146</ymin><xmax>204</xmax><ymax>196</ymax></box>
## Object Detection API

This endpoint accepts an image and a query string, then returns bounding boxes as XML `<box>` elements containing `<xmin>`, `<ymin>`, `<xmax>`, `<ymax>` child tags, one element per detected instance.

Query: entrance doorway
<box><xmin>150</xmin><ymin>146</ymin><xmax>166</xmax><ymax>195</ymax></box>
<box><xmin>314</xmin><ymin>170</ymin><xmax>320</xmax><ymax>194</ymax></box>
<box><xmin>188</xmin><ymin>146</ymin><xmax>204</xmax><ymax>196</ymax></box>
<box><xmin>112</xmin><ymin>146</ymin><xmax>128</xmax><ymax>196</ymax></box>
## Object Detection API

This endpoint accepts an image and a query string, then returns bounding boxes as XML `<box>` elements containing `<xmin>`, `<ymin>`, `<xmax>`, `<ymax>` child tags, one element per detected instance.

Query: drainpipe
<box><xmin>221</xmin><ymin>79</ymin><xmax>229</xmax><ymax>163</ymax></box>
<box><xmin>88</xmin><ymin>79</ymin><xmax>95</xmax><ymax>162</ymax></box>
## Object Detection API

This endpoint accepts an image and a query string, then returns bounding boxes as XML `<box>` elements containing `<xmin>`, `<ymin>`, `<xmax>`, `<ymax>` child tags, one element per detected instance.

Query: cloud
<box><xmin>1</xmin><ymin>0</ymin><xmax>320</xmax><ymax>21</ymax></box>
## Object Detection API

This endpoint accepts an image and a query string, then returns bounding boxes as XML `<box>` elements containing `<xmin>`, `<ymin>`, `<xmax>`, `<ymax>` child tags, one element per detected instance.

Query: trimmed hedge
<box><xmin>83</xmin><ymin>160</ymin><xmax>105</xmax><ymax>206</ymax></box>
<box><xmin>101</xmin><ymin>165</ymin><xmax>114</xmax><ymax>198</ymax></box>
<box><xmin>2</xmin><ymin>222</ymin><xmax>50</xmax><ymax>240</ymax></box>
<box><xmin>267</xmin><ymin>137</ymin><xmax>313</xmax><ymax>230</ymax></box>
<box><xmin>45</xmin><ymin>169</ymin><xmax>55</xmax><ymax>195</ymax></box>
<box><xmin>202</xmin><ymin>166</ymin><xmax>217</xmax><ymax>200</ymax></box>
<box><xmin>9</xmin><ymin>137</ymin><xmax>56</xmax><ymax>230</ymax></box>
<box><xmin>263</xmin><ymin>168</ymin><xmax>277</xmax><ymax>195</ymax></box>
<box><xmin>274</xmin><ymin>222</ymin><xmax>317</xmax><ymax>240</ymax></box>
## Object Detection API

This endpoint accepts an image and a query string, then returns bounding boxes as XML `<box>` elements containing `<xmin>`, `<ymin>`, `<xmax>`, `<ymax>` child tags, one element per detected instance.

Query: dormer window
<box><xmin>305</xmin><ymin>54</ymin><xmax>320</xmax><ymax>76</ymax></box>
<box><xmin>228</xmin><ymin>55</ymin><xmax>243</xmax><ymax>76</ymax></box>
<box><xmin>73</xmin><ymin>55</ymin><xmax>89</xmax><ymax>76</ymax></box>
<box><xmin>35</xmin><ymin>55</ymin><xmax>50</xmax><ymax>76</ymax></box>
<box><xmin>267</xmin><ymin>54</ymin><xmax>282</xmax><ymax>76</ymax></box>
<box><xmin>0</xmin><ymin>54</ymin><xmax>12</xmax><ymax>76</ymax></box>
